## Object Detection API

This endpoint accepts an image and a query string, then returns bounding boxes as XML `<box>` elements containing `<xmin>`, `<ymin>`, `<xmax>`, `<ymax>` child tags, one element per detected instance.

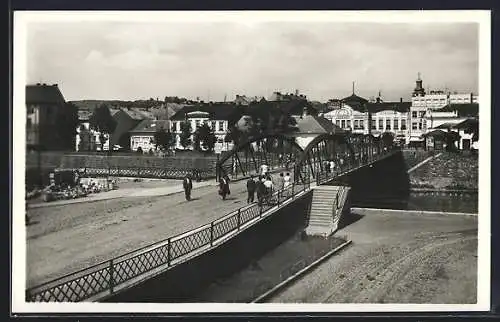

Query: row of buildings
<box><xmin>25</xmin><ymin>76</ymin><xmax>479</xmax><ymax>154</ymax></box>
<box><xmin>321</xmin><ymin>75</ymin><xmax>479</xmax><ymax>149</ymax></box>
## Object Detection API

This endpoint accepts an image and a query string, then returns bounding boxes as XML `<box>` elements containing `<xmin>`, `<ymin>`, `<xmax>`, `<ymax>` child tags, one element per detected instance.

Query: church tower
<box><xmin>412</xmin><ymin>72</ymin><xmax>426</xmax><ymax>97</ymax></box>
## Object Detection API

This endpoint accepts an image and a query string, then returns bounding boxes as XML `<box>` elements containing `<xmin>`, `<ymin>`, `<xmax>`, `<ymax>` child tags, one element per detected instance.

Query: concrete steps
<box><xmin>305</xmin><ymin>185</ymin><xmax>350</xmax><ymax>237</ymax></box>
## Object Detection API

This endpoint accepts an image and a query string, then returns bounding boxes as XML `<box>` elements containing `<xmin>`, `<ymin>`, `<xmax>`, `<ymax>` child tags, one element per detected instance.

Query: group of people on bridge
<box><xmin>246</xmin><ymin>170</ymin><xmax>292</xmax><ymax>206</ymax></box>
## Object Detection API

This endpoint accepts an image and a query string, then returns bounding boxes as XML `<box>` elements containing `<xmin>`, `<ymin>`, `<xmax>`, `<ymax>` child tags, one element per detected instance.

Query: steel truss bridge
<box><xmin>27</xmin><ymin>132</ymin><xmax>396</xmax><ymax>303</ymax></box>
<box><xmin>216</xmin><ymin>132</ymin><xmax>392</xmax><ymax>185</ymax></box>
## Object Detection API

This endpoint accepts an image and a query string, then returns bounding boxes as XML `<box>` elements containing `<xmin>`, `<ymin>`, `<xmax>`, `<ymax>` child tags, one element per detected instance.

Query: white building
<box><xmin>169</xmin><ymin>103</ymin><xmax>236</xmax><ymax>152</ymax></box>
<box><xmin>409</xmin><ymin>73</ymin><xmax>478</xmax><ymax>144</ymax></box>
<box><xmin>75</xmin><ymin>109</ymin><xmax>119</xmax><ymax>151</ymax></box>
<box><xmin>129</xmin><ymin>119</ymin><xmax>170</xmax><ymax>153</ymax></box>
<box><xmin>323</xmin><ymin>91</ymin><xmax>410</xmax><ymax>143</ymax></box>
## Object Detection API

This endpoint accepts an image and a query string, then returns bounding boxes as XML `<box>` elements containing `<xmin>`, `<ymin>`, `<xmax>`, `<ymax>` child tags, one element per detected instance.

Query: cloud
<box><xmin>25</xmin><ymin>21</ymin><xmax>479</xmax><ymax>102</ymax></box>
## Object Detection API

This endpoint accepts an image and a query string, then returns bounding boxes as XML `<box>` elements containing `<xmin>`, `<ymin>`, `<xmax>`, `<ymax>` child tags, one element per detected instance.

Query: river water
<box><xmin>350</xmin><ymin>192</ymin><xmax>478</xmax><ymax>214</ymax></box>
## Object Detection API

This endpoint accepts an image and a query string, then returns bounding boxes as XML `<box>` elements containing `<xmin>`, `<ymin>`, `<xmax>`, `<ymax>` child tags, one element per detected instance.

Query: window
<box><xmin>346</xmin><ymin>120</ymin><xmax>351</xmax><ymax>129</ymax></box>
<box><xmin>386</xmin><ymin>119</ymin><xmax>391</xmax><ymax>130</ymax></box>
<box><xmin>360</xmin><ymin>120</ymin><xmax>364</xmax><ymax>129</ymax></box>
<box><xmin>411</xmin><ymin>111</ymin><xmax>417</xmax><ymax>118</ymax></box>
<box><xmin>418</xmin><ymin>122</ymin><xmax>423</xmax><ymax>130</ymax></box>
<box><xmin>394</xmin><ymin>119</ymin><xmax>399</xmax><ymax>130</ymax></box>
<box><xmin>401</xmin><ymin>120</ymin><xmax>406</xmax><ymax>130</ymax></box>
<box><xmin>218</xmin><ymin>121</ymin><xmax>224</xmax><ymax>132</ymax></box>
<box><xmin>371</xmin><ymin>120</ymin><xmax>376</xmax><ymax>130</ymax></box>
<box><xmin>27</xmin><ymin>118</ymin><xmax>32</xmax><ymax>127</ymax></box>
<box><xmin>336</xmin><ymin>120</ymin><xmax>340</xmax><ymax>126</ymax></box>
<box><xmin>354</xmin><ymin>120</ymin><xmax>359</xmax><ymax>129</ymax></box>
<box><xmin>341</xmin><ymin>120</ymin><xmax>346</xmax><ymax>128</ymax></box>
<box><xmin>412</xmin><ymin>122</ymin><xmax>418</xmax><ymax>130</ymax></box>
<box><xmin>419</xmin><ymin>111</ymin><xmax>425</xmax><ymax>118</ymax></box>
<box><xmin>378</xmin><ymin>119</ymin><xmax>383</xmax><ymax>130</ymax></box>
<box><xmin>211</xmin><ymin>121</ymin><xmax>216</xmax><ymax>130</ymax></box>
<box><xmin>195</xmin><ymin>120</ymin><xmax>201</xmax><ymax>130</ymax></box>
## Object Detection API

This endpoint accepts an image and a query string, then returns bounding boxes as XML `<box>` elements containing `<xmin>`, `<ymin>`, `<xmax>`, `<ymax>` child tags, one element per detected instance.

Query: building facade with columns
<box><xmin>323</xmin><ymin>89</ymin><xmax>410</xmax><ymax>143</ymax></box>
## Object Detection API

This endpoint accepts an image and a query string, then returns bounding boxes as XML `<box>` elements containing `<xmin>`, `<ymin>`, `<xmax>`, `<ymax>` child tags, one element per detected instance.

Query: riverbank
<box><xmin>408</xmin><ymin>151</ymin><xmax>478</xmax><ymax>191</ymax></box>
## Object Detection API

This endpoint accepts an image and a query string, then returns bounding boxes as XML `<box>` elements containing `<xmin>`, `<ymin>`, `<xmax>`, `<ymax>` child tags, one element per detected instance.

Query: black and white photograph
<box><xmin>12</xmin><ymin>10</ymin><xmax>491</xmax><ymax>313</ymax></box>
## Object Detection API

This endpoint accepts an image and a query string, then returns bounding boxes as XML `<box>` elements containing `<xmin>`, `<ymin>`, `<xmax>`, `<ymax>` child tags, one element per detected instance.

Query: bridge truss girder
<box><xmin>216</xmin><ymin>133</ymin><xmax>304</xmax><ymax>181</ymax></box>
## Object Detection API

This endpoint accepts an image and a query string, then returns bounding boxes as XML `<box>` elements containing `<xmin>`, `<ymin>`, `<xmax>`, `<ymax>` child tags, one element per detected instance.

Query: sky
<box><xmin>25</xmin><ymin>19</ymin><xmax>479</xmax><ymax>103</ymax></box>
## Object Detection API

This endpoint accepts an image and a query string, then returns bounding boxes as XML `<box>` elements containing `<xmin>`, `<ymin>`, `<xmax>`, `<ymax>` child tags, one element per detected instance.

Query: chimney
<box><xmin>400</xmin><ymin>97</ymin><xmax>403</xmax><ymax>102</ymax></box>
<box><xmin>53</xmin><ymin>84</ymin><xmax>58</xmax><ymax>87</ymax></box>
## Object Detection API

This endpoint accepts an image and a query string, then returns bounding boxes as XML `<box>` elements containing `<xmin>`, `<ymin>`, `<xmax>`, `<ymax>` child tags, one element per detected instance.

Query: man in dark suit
<box><xmin>183</xmin><ymin>174</ymin><xmax>193</xmax><ymax>201</ymax></box>
<box><xmin>246</xmin><ymin>175</ymin><xmax>256</xmax><ymax>203</ymax></box>
<box><xmin>219</xmin><ymin>174</ymin><xmax>230</xmax><ymax>200</ymax></box>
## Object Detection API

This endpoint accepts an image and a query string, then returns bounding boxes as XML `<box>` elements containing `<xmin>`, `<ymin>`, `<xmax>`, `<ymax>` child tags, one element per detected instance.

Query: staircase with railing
<box><xmin>305</xmin><ymin>185</ymin><xmax>350</xmax><ymax>237</ymax></box>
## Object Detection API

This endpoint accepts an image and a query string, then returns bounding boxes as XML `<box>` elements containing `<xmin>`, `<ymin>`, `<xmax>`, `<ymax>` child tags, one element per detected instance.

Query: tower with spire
<box><xmin>412</xmin><ymin>72</ymin><xmax>426</xmax><ymax>97</ymax></box>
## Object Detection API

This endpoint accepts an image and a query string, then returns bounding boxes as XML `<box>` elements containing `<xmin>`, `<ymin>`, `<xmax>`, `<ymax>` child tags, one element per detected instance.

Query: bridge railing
<box><xmin>314</xmin><ymin>148</ymin><xmax>396</xmax><ymax>186</ymax></box>
<box><xmin>26</xmin><ymin>178</ymin><xmax>312</xmax><ymax>303</ymax></box>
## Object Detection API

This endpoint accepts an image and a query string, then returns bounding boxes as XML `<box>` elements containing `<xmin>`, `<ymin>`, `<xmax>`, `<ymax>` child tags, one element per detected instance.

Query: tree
<box><xmin>89</xmin><ymin>104</ymin><xmax>117</xmax><ymax>151</ymax></box>
<box><xmin>194</xmin><ymin>123</ymin><xmax>217</xmax><ymax>152</ymax></box>
<box><xmin>55</xmin><ymin>102</ymin><xmax>79</xmax><ymax>151</ymax></box>
<box><xmin>77</xmin><ymin>124</ymin><xmax>92</xmax><ymax>151</ymax></box>
<box><xmin>225</xmin><ymin>126</ymin><xmax>242</xmax><ymax>146</ymax></box>
<box><xmin>445</xmin><ymin>130</ymin><xmax>460</xmax><ymax>152</ymax></box>
<box><xmin>154</xmin><ymin>127</ymin><xmax>175</xmax><ymax>151</ymax></box>
<box><xmin>179</xmin><ymin>121</ymin><xmax>192</xmax><ymax>149</ymax></box>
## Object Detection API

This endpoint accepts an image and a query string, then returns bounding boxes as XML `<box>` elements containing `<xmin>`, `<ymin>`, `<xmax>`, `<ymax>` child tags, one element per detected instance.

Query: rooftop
<box><xmin>129</xmin><ymin>119</ymin><xmax>170</xmax><ymax>133</ymax></box>
<box><xmin>293</xmin><ymin>115</ymin><xmax>344</xmax><ymax>135</ymax></box>
<box><xmin>170</xmin><ymin>103</ymin><xmax>237</xmax><ymax>121</ymax></box>
<box><xmin>438</xmin><ymin>103</ymin><xmax>479</xmax><ymax>118</ymax></box>
<box><xmin>366</xmin><ymin>101</ymin><xmax>411</xmax><ymax>114</ymax></box>
<box><xmin>26</xmin><ymin>84</ymin><xmax>66</xmax><ymax>105</ymax></box>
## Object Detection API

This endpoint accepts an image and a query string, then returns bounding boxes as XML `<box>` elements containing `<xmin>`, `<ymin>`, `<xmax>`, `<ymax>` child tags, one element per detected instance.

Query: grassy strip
<box><xmin>192</xmin><ymin>232</ymin><xmax>347</xmax><ymax>303</ymax></box>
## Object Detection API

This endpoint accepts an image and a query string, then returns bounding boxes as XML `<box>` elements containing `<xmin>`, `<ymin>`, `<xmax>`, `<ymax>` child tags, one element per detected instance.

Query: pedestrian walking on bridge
<box><xmin>246</xmin><ymin>175</ymin><xmax>256</xmax><ymax>203</ymax></box>
<box><xmin>219</xmin><ymin>174</ymin><xmax>231</xmax><ymax>200</ymax></box>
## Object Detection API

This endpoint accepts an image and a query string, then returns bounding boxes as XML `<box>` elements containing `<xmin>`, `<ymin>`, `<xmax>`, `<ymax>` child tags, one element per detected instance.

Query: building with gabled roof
<box><xmin>129</xmin><ymin>119</ymin><xmax>170</xmax><ymax>153</ymax></box>
<box><xmin>26</xmin><ymin>83</ymin><xmax>77</xmax><ymax>151</ymax></box>
<box><xmin>290</xmin><ymin>115</ymin><xmax>344</xmax><ymax>149</ymax></box>
<box><xmin>169</xmin><ymin>103</ymin><xmax>238</xmax><ymax>151</ymax></box>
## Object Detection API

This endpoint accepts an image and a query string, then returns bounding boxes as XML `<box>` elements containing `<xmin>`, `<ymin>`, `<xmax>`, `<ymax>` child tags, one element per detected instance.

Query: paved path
<box><xmin>28</xmin><ymin>181</ymin><xmax>216</xmax><ymax>209</ymax></box>
<box><xmin>407</xmin><ymin>152</ymin><xmax>443</xmax><ymax>173</ymax></box>
<box><xmin>26</xmin><ymin>179</ymin><xmax>251</xmax><ymax>287</ymax></box>
<box><xmin>267</xmin><ymin>209</ymin><xmax>478</xmax><ymax>304</ymax></box>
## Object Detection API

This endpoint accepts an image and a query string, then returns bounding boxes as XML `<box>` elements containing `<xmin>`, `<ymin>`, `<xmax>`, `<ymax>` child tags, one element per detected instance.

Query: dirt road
<box><xmin>26</xmin><ymin>180</ymin><xmax>250</xmax><ymax>287</ymax></box>
<box><xmin>268</xmin><ymin>210</ymin><xmax>478</xmax><ymax>304</ymax></box>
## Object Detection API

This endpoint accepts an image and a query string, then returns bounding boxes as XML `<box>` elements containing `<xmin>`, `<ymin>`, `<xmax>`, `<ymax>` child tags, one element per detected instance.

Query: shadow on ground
<box><xmin>337</xmin><ymin>212</ymin><xmax>364</xmax><ymax>230</ymax></box>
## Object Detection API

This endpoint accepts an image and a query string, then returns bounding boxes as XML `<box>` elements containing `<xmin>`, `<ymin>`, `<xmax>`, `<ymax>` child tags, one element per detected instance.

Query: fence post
<box><xmin>210</xmin><ymin>222</ymin><xmax>214</xmax><ymax>246</ymax></box>
<box><xmin>237</xmin><ymin>209</ymin><xmax>241</xmax><ymax>230</ymax></box>
<box><xmin>109</xmin><ymin>259</ymin><xmax>114</xmax><ymax>294</ymax></box>
<box><xmin>167</xmin><ymin>238</ymin><xmax>172</xmax><ymax>266</ymax></box>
